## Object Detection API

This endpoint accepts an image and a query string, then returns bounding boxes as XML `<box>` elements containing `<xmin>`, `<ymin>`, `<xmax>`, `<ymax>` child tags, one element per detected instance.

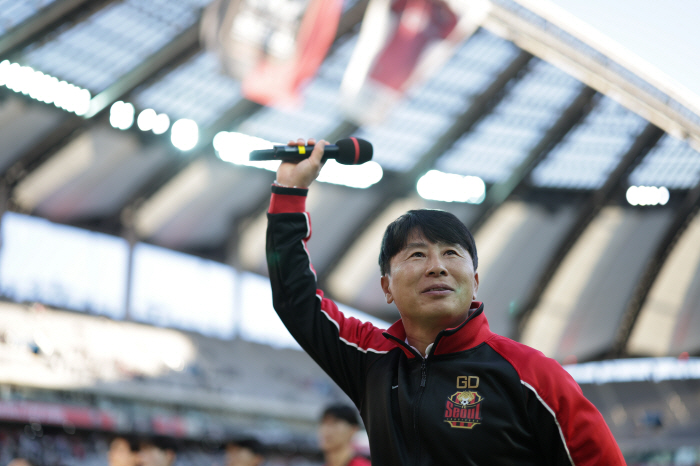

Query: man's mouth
<box><xmin>422</xmin><ymin>285</ymin><xmax>454</xmax><ymax>293</ymax></box>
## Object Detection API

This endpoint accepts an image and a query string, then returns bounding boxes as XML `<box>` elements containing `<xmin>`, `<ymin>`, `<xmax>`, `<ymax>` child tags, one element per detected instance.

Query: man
<box><xmin>108</xmin><ymin>436</ymin><xmax>137</xmax><ymax>466</ymax></box>
<box><xmin>266</xmin><ymin>139</ymin><xmax>625</xmax><ymax>465</ymax></box>
<box><xmin>318</xmin><ymin>405</ymin><xmax>370</xmax><ymax>466</ymax></box>
<box><xmin>135</xmin><ymin>436</ymin><xmax>176</xmax><ymax>466</ymax></box>
<box><xmin>224</xmin><ymin>437</ymin><xmax>265</xmax><ymax>466</ymax></box>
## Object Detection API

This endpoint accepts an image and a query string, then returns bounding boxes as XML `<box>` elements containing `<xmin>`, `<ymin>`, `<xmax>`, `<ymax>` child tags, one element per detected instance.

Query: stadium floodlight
<box><xmin>109</xmin><ymin>101</ymin><xmax>135</xmax><ymax>130</ymax></box>
<box><xmin>171</xmin><ymin>118</ymin><xmax>199</xmax><ymax>151</ymax></box>
<box><xmin>0</xmin><ymin>59</ymin><xmax>92</xmax><ymax>116</ymax></box>
<box><xmin>317</xmin><ymin>160</ymin><xmax>383</xmax><ymax>189</ymax></box>
<box><xmin>626</xmin><ymin>186</ymin><xmax>670</xmax><ymax>206</ymax></box>
<box><xmin>152</xmin><ymin>113</ymin><xmax>170</xmax><ymax>135</ymax></box>
<box><xmin>137</xmin><ymin>108</ymin><xmax>157</xmax><ymax>131</ymax></box>
<box><xmin>417</xmin><ymin>170</ymin><xmax>486</xmax><ymax>204</ymax></box>
<box><xmin>214</xmin><ymin>131</ymin><xmax>278</xmax><ymax>169</ymax></box>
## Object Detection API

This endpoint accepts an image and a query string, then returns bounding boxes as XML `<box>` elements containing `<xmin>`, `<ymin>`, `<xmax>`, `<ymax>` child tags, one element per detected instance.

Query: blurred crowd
<box><xmin>0</xmin><ymin>403</ymin><xmax>371</xmax><ymax>466</ymax></box>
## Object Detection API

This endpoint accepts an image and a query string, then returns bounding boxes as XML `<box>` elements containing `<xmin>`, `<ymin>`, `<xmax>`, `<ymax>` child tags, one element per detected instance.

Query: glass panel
<box><xmin>531</xmin><ymin>96</ymin><xmax>647</xmax><ymax>189</ymax></box>
<box><xmin>20</xmin><ymin>0</ymin><xmax>209</xmax><ymax>92</ymax></box>
<box><xmin>436</xmin><ymin>58</ymin><xmax>584</xmax><ymax>183</ymax></box>
<box><xmin>0</xmin><ymin>0</ymin><xmax>60</xmax><ymax>36</ymax></box>
<box><xmin>354</xmin><ymin>29</ymin><xmax>521</xmax><ymax>172</ymax></box>
<box><xmin>629</xmin><ymin>134</ymin><xmax>700</xmax><ymax>189</ymax></box>
<box><xmin>133</xmin><ymin>51</ymin><xmax>242</xmax><ymax>127</ymax></box>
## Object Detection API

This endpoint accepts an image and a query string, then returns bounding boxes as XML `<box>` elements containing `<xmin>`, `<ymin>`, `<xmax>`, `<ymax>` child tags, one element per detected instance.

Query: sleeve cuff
<box><xmin>269</xmin><ymin>184</ymin><xmax>308</xmax><ymax>213</ymax></box>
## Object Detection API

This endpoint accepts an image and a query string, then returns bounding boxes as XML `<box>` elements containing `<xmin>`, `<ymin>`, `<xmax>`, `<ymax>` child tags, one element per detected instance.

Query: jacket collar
<box><xmin>382</xmin><ymin>302</ymin><xmax>493</xmax><ymax>359</ymax></box>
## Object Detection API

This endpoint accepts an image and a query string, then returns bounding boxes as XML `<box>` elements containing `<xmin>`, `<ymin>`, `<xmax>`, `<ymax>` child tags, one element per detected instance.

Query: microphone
<box><xmin>249</xmin><ymin>137</ymin><xmax>373</xmax><ymax>165</ymax></box>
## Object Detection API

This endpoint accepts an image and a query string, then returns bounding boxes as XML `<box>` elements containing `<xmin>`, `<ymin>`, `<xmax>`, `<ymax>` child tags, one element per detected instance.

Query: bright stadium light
<box><xmin>317</xmin><ymin>160</ymin><xmax>383</xmax><ymax>188</ymax></box>
<box><xmin>152</xmin><ymin>113</ymin><xmax>170</xmax><ymax>135</ymax></box>
<box><xmin>214</xmin><ymin>131</ymin><xmax>278</xmax><ymax>169</ymax></box>
<box><xmin>626</xmin><ymin>186</ymin><xmax>670</xmax><ymax>206</ymax></box>
<box><xmin>109</xmin><ymin>101</ymin><xmax>135</xmax><ymax>130</ymax></box>
<box><xmin>171</xmin><ymin>118</ymin><xmax>199</xmax><ymax>150</ymax></box>
<box><xmin>137</xmin><ymin>108</ymin><xmax>157</xmax><ymax>131</ymax></box>
<box><xmin>417</xmin><ymin>170</ymin><xmax>486</xmax><ymax>204</ymax></box>
<box><xmin>0</xmin><ymin>59</ymin><xmax>92</xmax><ymax>116</ymax></box>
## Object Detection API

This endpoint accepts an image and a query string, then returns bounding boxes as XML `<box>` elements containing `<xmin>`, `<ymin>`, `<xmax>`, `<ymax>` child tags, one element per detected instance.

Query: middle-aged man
<box><xmin>265</xmin><ymin>139</ymin><xmax>625</xmax><ymax>465</ymax></box>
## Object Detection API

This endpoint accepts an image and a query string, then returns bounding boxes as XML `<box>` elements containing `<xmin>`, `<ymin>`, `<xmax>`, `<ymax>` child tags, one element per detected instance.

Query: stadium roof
<box><xmin>0</xmin><ymin>0</ymin><xmax>699</xmax><ymax>367</ymax></box>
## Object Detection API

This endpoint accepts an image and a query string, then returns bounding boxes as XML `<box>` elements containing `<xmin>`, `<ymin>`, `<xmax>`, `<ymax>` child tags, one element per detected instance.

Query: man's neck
<box><xmin>324</xmin><ymin>445</ymin><xmax>355</xmax><ymax>466</ymax></box>
<box><xmin>403</xmin><ymin>313</ymin><xmax>470</xmax><ymax>357</ymax></box>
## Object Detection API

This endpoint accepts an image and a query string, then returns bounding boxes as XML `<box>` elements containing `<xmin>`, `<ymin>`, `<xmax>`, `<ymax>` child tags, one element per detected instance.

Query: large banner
<box><xmin>201</xmin><ymin>0</ymin><xmax>343</xmax><ymax>107</ymax></box>
<box><xmin>340</xmin><ymin>0</ymin><xmax>490</xmax><ymax>124</ymax></box>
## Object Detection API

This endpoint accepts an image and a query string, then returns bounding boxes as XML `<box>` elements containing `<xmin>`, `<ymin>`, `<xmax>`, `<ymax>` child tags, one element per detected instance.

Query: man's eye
<box><xmin>445</xmin><ymin>250</ymin><xmax>458</xmax><ymax>255</ymax></box>
<box><xmin>411</xmin><ymin>252</ymin><xmax>424</xmax><ymax>258</ymax></box>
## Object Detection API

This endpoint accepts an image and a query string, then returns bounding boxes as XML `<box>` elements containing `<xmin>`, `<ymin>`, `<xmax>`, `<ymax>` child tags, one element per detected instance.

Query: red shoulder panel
<box><xmin>319</xmin><ymin>292</ymin><xmax>397</xmax><ymax>354</ymax></box>
<box><xmin>487</xmin><ymin>336</ymin><xmax>625</xmax><ymax>466</ymax></box>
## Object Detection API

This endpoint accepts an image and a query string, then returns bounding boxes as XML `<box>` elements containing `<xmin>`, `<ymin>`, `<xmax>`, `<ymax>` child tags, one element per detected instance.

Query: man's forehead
<box><xmin>402</xmin><ymin>232</ymin><xmax>463</xmax><ymax>249</ymax></box>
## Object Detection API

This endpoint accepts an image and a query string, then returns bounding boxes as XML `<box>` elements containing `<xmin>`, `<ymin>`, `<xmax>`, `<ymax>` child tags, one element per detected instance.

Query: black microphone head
<box><xmin>334</xmin><ymin>137</ymin><xmax>373</xmax><ymax>165</ymax></box>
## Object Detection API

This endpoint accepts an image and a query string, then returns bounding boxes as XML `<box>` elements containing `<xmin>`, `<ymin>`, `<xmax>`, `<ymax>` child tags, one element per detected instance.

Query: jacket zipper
<box><xmin>413</xmin><ymin>358</ymin><xmax>428</xmax><ymax>466</ymax></box>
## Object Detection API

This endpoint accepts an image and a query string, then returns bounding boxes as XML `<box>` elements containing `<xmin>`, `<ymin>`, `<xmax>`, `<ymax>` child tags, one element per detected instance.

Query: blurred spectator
<box><xmin>225</xmin><ymin>437</ymin><xmax>265</xmax><ymax>466</ymax></box>
<box><xmin>108</xmin><ymin>436</ymin><xmax>137</xmax><ymax>466</ymax></box>
<box><xmin>318</xmin><ymin>405</ymin><xmax>369</xmax><ymax>466</ymax></box>
<box><xmin>136</xmin><ymin>437</ymin><xmax>177</xmax><ymax>466</ymax></box>
<box><xmin>7</xmin><ymin>459</ymin><xmax>32</xmax><ymax>466</ymax></box>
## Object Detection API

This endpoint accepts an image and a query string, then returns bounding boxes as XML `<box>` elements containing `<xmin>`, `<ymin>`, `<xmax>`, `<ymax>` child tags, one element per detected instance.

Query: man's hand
<box><xmin>275</xmin><ymin>138</ymin><xmax>327</xmax><ymax>188</ymax></box>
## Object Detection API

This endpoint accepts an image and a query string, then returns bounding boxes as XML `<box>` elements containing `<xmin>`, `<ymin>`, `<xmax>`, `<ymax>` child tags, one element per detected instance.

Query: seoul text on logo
<box><xmin>444</xmin><ymin>376</ymin><xmax>483</xmax><ymax>429</ymax></box>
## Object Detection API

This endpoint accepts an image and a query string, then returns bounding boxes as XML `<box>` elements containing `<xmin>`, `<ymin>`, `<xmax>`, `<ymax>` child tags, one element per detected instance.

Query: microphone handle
<box><xmin>249</xmin><ymin>144</ymin><xmax>339</xmax><ymax>162</ymax></box>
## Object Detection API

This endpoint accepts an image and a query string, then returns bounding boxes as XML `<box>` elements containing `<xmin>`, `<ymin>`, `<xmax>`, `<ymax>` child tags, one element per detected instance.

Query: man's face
<box><xmin>318</xmin><ymin>415</ymin><xmax>357</xmax><ymax>453</ymax></box>
<box><xmin>108</xmin><ymin>438</ymin><xmax>136</xmax><ymax>466</ymax></box>
<box><xmin>225</xmin><ymin>445</ymin><xmax>263</xmax><ymax>466</ymax></box>
<box><xmin>380</xmin><ymin>231</ymin><xmax>479</xmax><ymax>329</ymax></box>
<box><xmin>136</xmin><ymin>445</ymin><xmax>174</xmax><ymax>466</ymax></box>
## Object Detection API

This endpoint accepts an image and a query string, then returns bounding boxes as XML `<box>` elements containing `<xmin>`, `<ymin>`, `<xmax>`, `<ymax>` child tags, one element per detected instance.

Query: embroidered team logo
<box><xmin>444</xmin><ymin>390</ymin><xmax>483</xmax><ymax>429</ymax></box>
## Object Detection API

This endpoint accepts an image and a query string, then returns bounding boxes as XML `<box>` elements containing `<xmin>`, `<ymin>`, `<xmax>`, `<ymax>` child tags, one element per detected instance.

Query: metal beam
<box><xmin>513</xmin><ymin>122</ymin><xmax>665</xmax><ymax>339</ymax></box>
<box><xmin>317</xmin><ymin>50</ymin><xmax>534</xmax><ymax>285</ymax></box>
<box><xmin>608</xmin><ymin>182</ymin><xmax>700</xmax><ymax>358</ymax></box>
<box><xmin>470</xmin><ymin>86</ymin><xmax>597</xmax><ymax>232</ymax></box>
<box><xmin>0</xmin><ymin>0</ymin><xmax>111</xmax><ymax>59</ymax></box>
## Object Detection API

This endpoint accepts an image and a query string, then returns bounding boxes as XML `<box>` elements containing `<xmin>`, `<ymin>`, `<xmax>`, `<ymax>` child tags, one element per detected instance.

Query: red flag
<box><xmin>341</xmin><ymin>0</ymin><xmax>489</xmax><ymax>124</ymax></box>
<box><xmin>202</xmin><ymin>0</ymin><xmax>343</xmax><ymax>107</ymax></box>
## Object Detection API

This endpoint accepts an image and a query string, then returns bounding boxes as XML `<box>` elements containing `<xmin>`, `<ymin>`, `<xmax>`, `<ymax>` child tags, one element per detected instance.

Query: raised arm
<box><xmin>265</xmin><ymin>138</ymin><xmax>393</xmax><ymax>405</ymax></box>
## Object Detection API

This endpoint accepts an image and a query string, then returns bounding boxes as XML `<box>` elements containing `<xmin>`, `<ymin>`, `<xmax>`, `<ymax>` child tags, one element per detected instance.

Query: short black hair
<box><xmin>379</xmin><ymin>209</ymin><xmax>478</xmax><ymax>276</ymax></box>
<box><xmin>138</xmin><ymin>435</ymin><xmax>179</xmax><ymax>452</ymax></box>
<box><xmin>227</xmin><ymin>437</ymin><xmax>265</xmax><ymax>456</ymax></box>
<box><xmin>321</xmin><ymin>404</ymin><xmax>360</xmax><ymax>426</ymax></box>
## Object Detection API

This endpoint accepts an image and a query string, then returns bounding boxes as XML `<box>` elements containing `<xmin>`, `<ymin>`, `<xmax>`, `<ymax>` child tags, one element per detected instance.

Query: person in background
<box><xmin>108</xmin><ymin>436</ymin><xmax>137</xmax><ymax>466</ymax></box>
<box><xmin>6</xmin><ymin>459</ymin><xmax>32</xmax><ymax>466</ymax></box>
<box><xmin>318</xmin><ymin>405</ymin><xmax>370</xmax><ymax>466</ymax></box>
<box><xmin>135</xmin><ymin>436</ymin><xmax>177</xmax><ymax>466</ymax></box>
<box><xmin>224</xmin><ymin>437</ymin><xmax>265</xmax><ymax>466</ymax></box>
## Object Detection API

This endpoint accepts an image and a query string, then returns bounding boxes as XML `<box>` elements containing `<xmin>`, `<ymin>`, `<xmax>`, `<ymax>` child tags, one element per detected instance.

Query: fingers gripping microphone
<box><xmin>249</xmin><ymin>137</ymin><xmax>373</xmax><ymax>165</ymax></box>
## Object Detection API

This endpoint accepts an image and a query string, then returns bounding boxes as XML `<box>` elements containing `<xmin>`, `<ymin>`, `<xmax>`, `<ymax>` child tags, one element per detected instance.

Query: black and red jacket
<box><xmin>266</xmin><ymin>186</ymin><xmax>625</xmax><ymax>466</ymax></box>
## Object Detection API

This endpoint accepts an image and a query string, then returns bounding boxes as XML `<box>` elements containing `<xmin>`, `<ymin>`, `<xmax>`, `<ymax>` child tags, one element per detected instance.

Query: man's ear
<box><xmin>472</xmin><ymin>272</ymin><xmax>479</xmax><ymax>300</ymax></box>
<box><xmin>380</xmin><ymin>275</ymin><xmax>394</xmax><ymax>304</ymax></box>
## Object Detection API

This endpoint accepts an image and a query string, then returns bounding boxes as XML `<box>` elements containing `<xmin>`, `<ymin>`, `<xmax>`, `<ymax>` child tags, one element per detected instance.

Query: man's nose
<box><xmin>426</xmin><ymin>255</ymin><xmax>448</xmax><ymax>275</ymax></box>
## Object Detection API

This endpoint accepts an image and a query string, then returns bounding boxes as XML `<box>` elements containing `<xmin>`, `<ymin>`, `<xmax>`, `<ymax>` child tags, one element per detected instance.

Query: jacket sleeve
<box><xmin>265</xmin><ymin>185</ymin><xmax>394</xmax><ymax>405</ymax></box>
<box><xmin>488</xmin><ymin>337</ymin><xmax>626</xmax><ymax>465</ymax></box>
